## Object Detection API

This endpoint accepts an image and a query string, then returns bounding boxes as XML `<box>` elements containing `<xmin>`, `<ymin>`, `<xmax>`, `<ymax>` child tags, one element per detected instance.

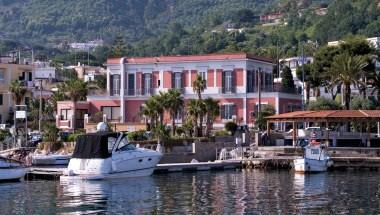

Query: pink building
<box><xmin>56</xmin><ymin>53</ymin><xmax>301</xmax><ymax>131</ymax></box>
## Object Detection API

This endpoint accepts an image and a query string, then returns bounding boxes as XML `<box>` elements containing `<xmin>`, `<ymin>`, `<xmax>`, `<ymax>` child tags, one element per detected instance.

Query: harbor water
<box><xmin>1</xmin><ymin>170</ymin><xmax>380</xmax><ymax>214</ymax></box>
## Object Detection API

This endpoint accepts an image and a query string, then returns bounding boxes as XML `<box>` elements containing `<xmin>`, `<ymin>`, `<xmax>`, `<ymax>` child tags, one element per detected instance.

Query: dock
<box><xmin>24</xmin><ymin>156</ymin><xmax>380</xmax><ymax>180</ymax></box>
<box><xmin>25</xmin><ymin>161</ymin><xmax>242</xmax><ymax>180</ymax></box>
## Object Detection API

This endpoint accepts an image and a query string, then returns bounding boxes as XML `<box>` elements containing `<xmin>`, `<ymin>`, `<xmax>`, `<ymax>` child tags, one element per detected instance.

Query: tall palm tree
<box><xmin>187</xmin><ymin>99</ymin><xmax>199</xmax><ymax>137</ymax></box>
<box><xmin>192</xmin><ymin>75</ymin><xmax>206</xmax><ymax>100</ymax></box>
<box><xmin>9</xmin><ymin>80</ymin><xmax>27</xmax><ymax>105</ymax></box>
<box><xmin>329</xmin><ymin>53</ymin><xmax>368</xmax><ymax>110</ymax></box>
<box><xmin>204</xmin><ymin>98</ymin><xmax>219</xmax><ymax>137</ymax></box>
<box><xmin>166</xmin><ymin>89</ymin><xmax>184</xmax><ymax>136</ymax></box>
<box><xmin>61</xmin><ymin>79</ymin><xmax>89</xmax><ymax>129</ymax></box>
<box><xmin>192</xmin><ymin>75</ymin><xmax>206</xmax><ymax>135</ymax></box>
<box><xmin>140</xmin><ymin>97</ymin><xmax>160</xmax><ymax>130</ymax></box>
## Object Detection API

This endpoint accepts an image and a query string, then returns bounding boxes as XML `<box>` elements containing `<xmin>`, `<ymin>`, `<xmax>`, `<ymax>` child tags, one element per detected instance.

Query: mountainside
<box><xmin>1</xmin><ymin>0</ymin><xmax>380</xmax><ymax>63</ymax></box>
<box><xmin>0</xmin><ymin>0</ymin><xmax>277</xmax><ymax>44</ymax></box>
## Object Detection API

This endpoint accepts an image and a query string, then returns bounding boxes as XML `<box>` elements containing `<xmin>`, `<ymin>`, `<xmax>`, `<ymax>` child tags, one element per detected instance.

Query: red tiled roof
<box><xmin>266</xmin><ymin>110</ymin><xmax>380</xmax><ymax>121</ymax></box>
<box><xmin>106</xmin><ymin>53</ymin><xmax>273</xmax><ymax>64</ymax></box>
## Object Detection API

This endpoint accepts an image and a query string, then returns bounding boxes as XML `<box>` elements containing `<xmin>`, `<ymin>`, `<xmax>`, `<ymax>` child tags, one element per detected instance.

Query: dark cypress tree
<box><xmin>109</xmin><ymin>35</ymin><xmax>128</xmax><ymax>58</ymax></box>
<box><xmin>281</xmin><ymin>66</ymin><xmax>295</xmax><ymax>93</ymax></box>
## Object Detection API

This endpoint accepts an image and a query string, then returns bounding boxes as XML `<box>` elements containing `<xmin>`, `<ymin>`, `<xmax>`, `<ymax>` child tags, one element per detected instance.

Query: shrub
<box><xmin>175</xmin><ymin>126</ymin><xmax>185</xmax><ymax>136</ymax></box>
<box><xmin>0</xmin><ymin>130</ymin><xmax>10</xmax><ymax>141</ymax></box>
<box><xmin>127</xmin><ymin>130</ymin><xmax>148</xmax><ymax>141</ymax></box>
<box><xmin>224</xmin><ymin>121</ymin><xmax>238</xmax><ymax>135</ymax></box>
<box><xmin>214</xmin><ymin>130</ymin><xmax>230</xmax><ymax>136</ymax></box>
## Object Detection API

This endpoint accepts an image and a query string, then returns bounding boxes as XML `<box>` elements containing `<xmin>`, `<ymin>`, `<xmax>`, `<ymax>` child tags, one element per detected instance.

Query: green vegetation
<box><xmin>224</xmin><ymin>122</ymin><xmax>238</xmax><ymax>135</ymax></box>
<box><xmin>307</xmin><ymin>97</ymin><xmax>341</xmax><ymax>110</ymax></box>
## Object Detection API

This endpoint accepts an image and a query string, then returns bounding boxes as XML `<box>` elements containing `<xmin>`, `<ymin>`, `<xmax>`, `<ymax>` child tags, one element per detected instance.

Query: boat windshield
<box><xmin>117</xmin><ymin>135</ymin><xmax>136</xmax><ymax>151</ymax></box>
<box><xmin>108</xmin><ymin>137</ymin><xmax>117</xmax><ymax>153</ymax></box>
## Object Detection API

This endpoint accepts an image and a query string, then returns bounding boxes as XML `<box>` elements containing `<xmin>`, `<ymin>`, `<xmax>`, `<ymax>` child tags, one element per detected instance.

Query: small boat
<box><xmin>0</xmin><ymin>157</ymin><xmax>27</xmax><ymax>182</ymax></box>
<box><xmin>32</xmin><ymin>154</ymin><xmax>71</xmax><ymax>166</ymax></box>
<box><xmin>294</xmin><ymin>141</ymin><xmax>333</xmax><ymax>173</ymax></box>
<box><xmin>60</xmin><ymin>132</ymin><xmax>162</xmax><ymax>180</ymax></box>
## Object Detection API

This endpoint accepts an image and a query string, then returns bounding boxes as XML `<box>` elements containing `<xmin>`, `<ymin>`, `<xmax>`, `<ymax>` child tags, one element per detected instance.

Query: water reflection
<box><xmin>2</xmin><ymin>170</ymin><xmax>380</xmax><ymax>214</ymax></box>
<box><xmin>58</xmin><ymin>177</ymin><xmax>157</xmax><ymax>214</ymax></box>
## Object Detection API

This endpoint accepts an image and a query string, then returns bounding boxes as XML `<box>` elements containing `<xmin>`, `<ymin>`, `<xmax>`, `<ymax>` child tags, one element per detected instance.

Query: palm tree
<box><xmin>187</xmin><ymin>99</ymin><xmax>199</xmax><ymax>137</ymax></box>
<box><xmin>166</xmin><ymin>89</ymin><xmax>184</xmax><ymax>136</ymax></box>
<box><xmin>9</xmin><ymin>80</ymin><xmax>27</xmax><ymax>105</ymax></box>
<box><xmin>192</xmin><ymin>75</ymin><xmax>206</xmax><ymax>100</ymax></box>
<box><xmin>192</xmin><ymin>75</ymin><xmax>206</xmax><ymax>136</ymax></box>
<box><xmin>204</xmin><ymin>98</ymin><xmax>219</xmax><ymax>136</ymax></box>
<box><xmin>61</xmin><ymin>79</ymin><xmax>89</xmax><ymax>129</ymax></box>
<box><xmin>187</xmin><ymin>99</ymin><xmax>206</xmax><ymax>137</ymax></box>
<box><xmin>329</xmin><ymin>53</ymin><xmax>368</xmax><ymax>110</ymax></box>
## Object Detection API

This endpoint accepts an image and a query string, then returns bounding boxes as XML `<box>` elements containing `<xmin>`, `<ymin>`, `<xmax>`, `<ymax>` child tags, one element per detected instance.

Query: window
<box><xmin>0</xmin><ymin>94</ymin><xmax>3</xmax><ymax>105</ymax></box>
<box><xmin>254</xmin><ymin>104</ymin><xmax>268</xmax><ymax>115</ymax></box>
<box><xmin>247</xmin><ymin>70</ymin><xmax>256</xmax><ymax>93</ymax></box>
<box><xmin>0</xmin><ymin>69</ymin><xmax>5</xmax><ymax>81</ymax></box>
<box><xmin>222</xmin><ymin>71</ymin><xmax>235</xmax><ymax>93</ymax></box>
<box><xmin>61</xmin><ymin>109</ymin><xmax>73</xmax><ymax>120</ymax></box>
<box><xmin>221</xmin><ymin>104</ymin><xmax>236</xmax><ymax>120</ymax></box>
<box><xmin>110</xmin><ymin>74</ymin><xmax>121</xmax><ymax>96</ymax></box>
<box><xmin>142</xmin><ymin>73</ymin><xmax>152</xmax><ymax>95</ymax></box>
<box><xmin>128</xmin><ymin>74</ymin><xmax>135</xmax><ymax>95</ymax></box>
<box><xmin>117</xmin><ymin>135</ymin><xmax>136</xmax><ymax>151</ymax></box>
<box><xmin>101</xmin><ymin>106</ymin><xmax>121</xmax><ymax>121</ymax></box>
<box><xmin>173</xmin><ymin>72</ymin><xmax>182</xmax><ymax>89</ymax></box>
<box><xmin>198</xmin><ymin>71</ymin><xmax>206</xmax><ymax>81</ymax></box>
<box><xmin>158</xmin><ymin>80</ymin><xmax>161</xmax><ymax>87</ymax></box>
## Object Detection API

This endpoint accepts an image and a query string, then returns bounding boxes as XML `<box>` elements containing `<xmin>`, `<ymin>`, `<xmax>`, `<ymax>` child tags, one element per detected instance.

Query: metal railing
<box><xmin>216</xmin><ymin>147</ymin><xmax>254</xmax><ymax>160</ymax></box>
<box><xmin>218</xmin><ymin>86</ymin><xmax>237</xmax><ymax>94</ymax></box>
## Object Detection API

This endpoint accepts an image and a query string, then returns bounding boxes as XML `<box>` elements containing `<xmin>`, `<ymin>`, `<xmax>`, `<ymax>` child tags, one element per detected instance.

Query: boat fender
<box><xmin>64</xmin><ymin>169</ymin><xmax>75</xmax><ymax>176</ymax></box>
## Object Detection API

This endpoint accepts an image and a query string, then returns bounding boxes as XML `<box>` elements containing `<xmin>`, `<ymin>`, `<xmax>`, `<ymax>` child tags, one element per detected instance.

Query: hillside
<box><xmin>0</xmin><ymin>0</ymin><xmax>277</xmax><ymax>44</ymax></box>
<box><xmin>1</xmin><ymin>0</ymin><xmax>380</xmax><ymax>63</ymax></box>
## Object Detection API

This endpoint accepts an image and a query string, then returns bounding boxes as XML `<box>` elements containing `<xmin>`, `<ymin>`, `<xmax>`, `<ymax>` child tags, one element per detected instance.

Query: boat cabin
<box><xmin>72</xmin><ymin>132</ymin><xmax>136</xmax><ymax>159</ymax></box>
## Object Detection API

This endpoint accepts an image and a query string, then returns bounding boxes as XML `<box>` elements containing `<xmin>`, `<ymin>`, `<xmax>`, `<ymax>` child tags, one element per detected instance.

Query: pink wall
<box><xmin>152</xmin><ymin>71</ymin><xmax>159</xmax><ymax>88</ymax></box>
<box><xmin>190</xmin><ymin>70</ymin><xmax>197</xmax><ymax>86</ymax></box>
<box><xmin>216</xmin><ymin>69</ymin><xmax>223</xmax><ymax>87</ymax></box>
<box><xmin>246</xmin><ymin>98</ymin><xmax>276</xmax><ymax>123</ymax></box>
<box><xmin>207</xmin><ymin>69</ymin><xmax>214</xmax><ymax>87</ymax></box>
<box><xmin>213</xmin><ymin>98</ymin><xmax>244</xmax><ymax>123</ymax></box>
<box><xmin>88</xmin><ymin>100</ymin><xmax>121</xmax><ymax>114</ymax></box>
<box><xmin>163</xmin><ymin>71</ymin><xmax>172</xmax><ymax>88</ymax></box>
<box><xmin>279</xmin><ymin>98</ymin><xmax>302</xmax><ymax>114</ymax></box>
<box><xmin>125</xmin><ymin>100</ymin><xmax>145</xmax><ymax>122</ymax></box>
<box><xmin>183</xmin><ymin>70</ymin><xmax>189</xmax><ymax>87</ymax></box>
<box><xmin>235</xmin><ymin>68</ymin><xmax>244</xmax><ymax>86</ymax></box>
<box><xmin>136</xmin><ymin>72</ymin><xmax>142</xmax><ymax>89</ymax></box>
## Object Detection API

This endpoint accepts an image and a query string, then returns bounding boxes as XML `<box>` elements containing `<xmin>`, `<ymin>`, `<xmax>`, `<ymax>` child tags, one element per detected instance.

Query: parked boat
<box><xmin>60</xmin><ymin>132</ymin><xmax>162</xmax><ymax>180</ymax></box>
<box><xmin>32</xmin><ymin>154</ymin><xmax>71</xmax><ymax>166</ymax></box>
<box><xmin>0</xmin><ymin>157</ymin><xmax>27</xmax><ymax>182</ymax></box>
<box><xmin>294</xmin><ymin>142</ymin><xmax>333</xmax><ymax>173</ymax></box>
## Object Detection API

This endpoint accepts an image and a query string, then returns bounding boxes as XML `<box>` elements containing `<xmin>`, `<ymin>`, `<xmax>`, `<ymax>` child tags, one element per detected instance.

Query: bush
<box><xmin>224</xmin><ymin>121</ymin><xmax>238</xmax><ymax>135</ymax></box>
<box><xmin>308</xmin><ymin>97</ymin><xmax>341</xmax><ymax>110</ymax></box>
<box><xmin>127</xmin><ymin>130</ymin><xmax>148</xmax><ymax>141</ymax></box>
<box><xmin>175</xmin><ymin>126</ymin><xmax>185</xmax><ymax>136</ymax></box>
<box><xmin>0</xmin><ymin>130</ymin><xmax>10</xmax><ymax>141</ymax></box>
<box><xmin>67</xmin><ymin>133</ymin><xmax>80</xmax><ymax>142</ymax></box>
<box><xmin>214</xmin><ymin>130</ymin><xmax>230</xmax><ymax>136</ymax></box>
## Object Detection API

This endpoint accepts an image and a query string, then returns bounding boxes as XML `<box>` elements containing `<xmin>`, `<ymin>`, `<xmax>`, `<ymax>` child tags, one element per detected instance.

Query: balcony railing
<box><xmin>218</xmin><ymin>86</ymin><xmax>237</xmax><ymax>94</ymax></box>
<box><xmin>247</xmin><ymin>85</ymin><xmax>300</xmax><ymax>95</ymax></box>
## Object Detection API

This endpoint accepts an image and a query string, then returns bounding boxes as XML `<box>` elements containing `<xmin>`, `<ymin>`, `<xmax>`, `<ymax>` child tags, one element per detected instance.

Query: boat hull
<box><xmin>0</xmin><ymin>168</ymin><xmax>27</xmax><ymax>182</ymax></box>
<box><xmin>60</xmin><ymin>167</ymin><xmax>156</xmax><ymax>181</ymax></box>
<box><xmin>294</xmin><ymin>158</ymin><xmax>330</xmax><ymax>173</ymax></box>
<box><xmin>32</xmin><ymin>155</ymin><xmax>71</xmax><ymax>166</ymax></box>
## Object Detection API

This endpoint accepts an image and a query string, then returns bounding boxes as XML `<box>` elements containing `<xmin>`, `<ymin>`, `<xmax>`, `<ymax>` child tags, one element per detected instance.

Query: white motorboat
<box><xmin>32</xmin><ymin>153</ymin><xmax>71</xmax><ymax>166</ymax></box>
<box><xmin>294</xmin><ymin>142</ymin><xmax>333</xmax><ymax>173</ymax></box>
<box><xmin>60</xmin><ymin>132</ymin><xmax>162</xmax><ymax>180</ymax></box>
<box><xmin>0</xmin><ymin>157</ymin><xmax>27</xmax><ymax>182</ymax></box>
